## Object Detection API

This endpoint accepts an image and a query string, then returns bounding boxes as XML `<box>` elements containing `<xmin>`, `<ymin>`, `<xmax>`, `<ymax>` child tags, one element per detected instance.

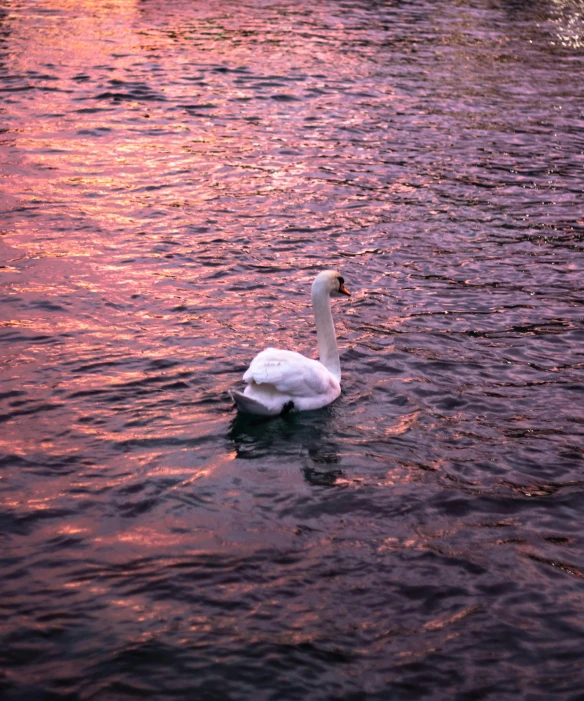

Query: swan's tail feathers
<box><xmin>231</xmin><ymin>390</ymin><xmax>274</xmax><ymax>416</ymax></box>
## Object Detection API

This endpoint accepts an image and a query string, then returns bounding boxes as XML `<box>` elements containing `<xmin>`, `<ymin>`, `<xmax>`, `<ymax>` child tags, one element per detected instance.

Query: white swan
<box><xmin>231</xmin><ymin>270</ymin><xmax>350</xmax><ymax>416</ymax></box>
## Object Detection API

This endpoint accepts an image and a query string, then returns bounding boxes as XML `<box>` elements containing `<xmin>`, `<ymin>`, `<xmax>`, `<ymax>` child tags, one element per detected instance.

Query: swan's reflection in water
<box><xmin>228</xmin><ymin>405</ymin><xmax>344</xmax><ymax>486</ymax></box>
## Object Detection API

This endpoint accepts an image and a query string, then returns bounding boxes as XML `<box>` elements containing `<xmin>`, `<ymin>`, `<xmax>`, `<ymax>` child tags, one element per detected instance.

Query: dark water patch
<box><xmin>0</xmin><ymin>402</ymin><xmax>64</xmax><ymax>424</ymax></box>
<box><xmin>0</xmin><ymin>390</ymin><xmax>27</xmax><ymax>402</ymax></box>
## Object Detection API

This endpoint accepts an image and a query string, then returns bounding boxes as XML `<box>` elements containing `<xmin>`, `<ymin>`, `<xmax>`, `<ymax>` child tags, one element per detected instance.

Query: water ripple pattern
<box><xmin>1</xmin><ymin>0</ymin><xmax>583</xmax><ymax>699</ymax></box>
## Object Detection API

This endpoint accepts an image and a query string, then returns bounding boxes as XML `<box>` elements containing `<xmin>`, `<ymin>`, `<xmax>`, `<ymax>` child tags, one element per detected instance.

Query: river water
<box><xmin>1</xmin><ymin>0</ymin><xmax>583</xmax><ymax>699</ymax></box>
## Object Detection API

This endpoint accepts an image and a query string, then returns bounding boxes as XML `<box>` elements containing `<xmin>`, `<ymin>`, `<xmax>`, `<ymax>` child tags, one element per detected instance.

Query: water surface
<box><xmin>1</xmin><ymin>0</ymin><xmax>584</xmax><ymax>699</ymax></box>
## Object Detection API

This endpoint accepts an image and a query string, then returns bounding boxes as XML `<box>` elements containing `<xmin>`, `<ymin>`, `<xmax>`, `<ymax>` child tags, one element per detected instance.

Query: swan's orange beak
<box><xmin>339</xmin><ymin>283</ymin><xmax>351</xmax><ymax>296</ymax></box>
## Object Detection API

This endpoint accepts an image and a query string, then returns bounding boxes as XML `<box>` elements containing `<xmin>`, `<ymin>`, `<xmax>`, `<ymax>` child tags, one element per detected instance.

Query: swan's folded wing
<box><xmin>243</xmin><ymin>348</ymin><xmax>335</xmax><ymax>396</ymax></box>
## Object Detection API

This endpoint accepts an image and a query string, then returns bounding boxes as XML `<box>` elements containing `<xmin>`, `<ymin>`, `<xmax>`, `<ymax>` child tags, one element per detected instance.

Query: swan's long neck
<box><xmin>312</xmin><ymin>284</ymin><xmax>341</xmax><ymax>383</ymax></box>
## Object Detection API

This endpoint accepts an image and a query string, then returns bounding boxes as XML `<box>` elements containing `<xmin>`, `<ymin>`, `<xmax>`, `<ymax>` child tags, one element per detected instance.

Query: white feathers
<box><xmin>231</xmin><ymin>270</ymin><xmax>350</xmax><ymax>416</ymax></box>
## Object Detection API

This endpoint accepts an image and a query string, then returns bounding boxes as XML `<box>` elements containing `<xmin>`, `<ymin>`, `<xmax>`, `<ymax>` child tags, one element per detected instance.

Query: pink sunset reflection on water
<box><xmin>1</xmin><ymin>0</ymin><xmax>584</xmax><ymax>697</ymax></box>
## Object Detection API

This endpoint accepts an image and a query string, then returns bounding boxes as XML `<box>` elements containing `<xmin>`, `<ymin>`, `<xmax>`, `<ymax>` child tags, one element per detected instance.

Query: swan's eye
<box><xmin>336</xmin><ymin>276</ymin><xmax>350</xmax><ymax>296</ymax></box>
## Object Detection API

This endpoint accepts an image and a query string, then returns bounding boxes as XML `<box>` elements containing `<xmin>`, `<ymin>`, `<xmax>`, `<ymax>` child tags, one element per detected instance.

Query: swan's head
<box><xmin>312</xmin><ymin>270</ymin><xmax>351</xmax><ymax>298</ymax></box>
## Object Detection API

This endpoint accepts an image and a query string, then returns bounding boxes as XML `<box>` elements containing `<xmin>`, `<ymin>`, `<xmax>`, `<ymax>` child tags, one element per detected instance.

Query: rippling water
<box><xmin>1</xmin><ymin>0</ymin><xmax>583</xmax><ymax>698</ymax></box>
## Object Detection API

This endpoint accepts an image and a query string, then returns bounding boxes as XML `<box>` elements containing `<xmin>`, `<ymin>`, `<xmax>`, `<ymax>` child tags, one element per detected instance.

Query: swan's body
<box><xmin>232</xmin><ymin>270</ymin><xmax>350</xmax><ymax>416</ymax></box>
<box><xmin>233</xmin><ymin>347</ymin><xmax>341</xmax><ymax>416</ymax></box>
